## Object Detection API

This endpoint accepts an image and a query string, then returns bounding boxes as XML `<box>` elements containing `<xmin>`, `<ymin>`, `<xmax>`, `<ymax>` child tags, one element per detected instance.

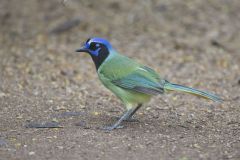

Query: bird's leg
<box><xmin>123</xmin><ymin>104</ymin><xmax>142</xmax><ymax>122</ymax></box>
<box><xmin>126</xmin><ymin>104</ymin><xmax>142</xmax><ymax>119</ymax></box>
<box><xmin>103</xmin><ymin>109</ymin><xmax>135</xmax><ymax>131</ymax></box>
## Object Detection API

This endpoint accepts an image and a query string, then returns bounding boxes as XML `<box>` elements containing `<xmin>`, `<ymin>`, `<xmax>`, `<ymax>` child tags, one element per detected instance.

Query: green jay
<box><xmin>76</xmin><ymin>37</ymin><xmax>222</xmax><ymax>131</ymax></box>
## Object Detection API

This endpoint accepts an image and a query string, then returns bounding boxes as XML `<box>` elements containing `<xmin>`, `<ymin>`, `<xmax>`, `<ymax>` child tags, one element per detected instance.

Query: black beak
<box><xmin>75</xmin><ymin>47</ymin><xmax>89</xmax><ymax>53</ymax></box>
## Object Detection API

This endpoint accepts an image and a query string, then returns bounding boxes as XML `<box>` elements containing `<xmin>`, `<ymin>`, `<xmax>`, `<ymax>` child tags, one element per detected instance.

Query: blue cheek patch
<box><xmin>90</xmin><ymin>48</ymin><xmax>101</xmax><ymax>56</ymax></box>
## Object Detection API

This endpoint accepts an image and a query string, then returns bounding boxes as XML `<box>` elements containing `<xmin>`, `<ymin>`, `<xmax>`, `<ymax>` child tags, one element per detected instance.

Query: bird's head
<box><xmin>76</xmin><ymin>37</ymin><xmax>114</xmax><ymax>69</ymax></box>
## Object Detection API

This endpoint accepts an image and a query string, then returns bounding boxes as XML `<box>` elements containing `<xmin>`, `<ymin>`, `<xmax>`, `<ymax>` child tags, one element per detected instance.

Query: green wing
<box><xmin>112</xmin><ymin>73</ymin><xmax>164</xmax><ymax>95</ymax></box>
<box><xmin>98</xmin><ymin>54</ymin><xmax>164</xmax><ymax>95</ymax></box>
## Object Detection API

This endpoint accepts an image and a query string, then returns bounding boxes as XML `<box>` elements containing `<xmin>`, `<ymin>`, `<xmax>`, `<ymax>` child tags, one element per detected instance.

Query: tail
<box><xmin>164</xmin><ymin>82</ymin><xmax>223</xmax><ymax>102</ymax></box>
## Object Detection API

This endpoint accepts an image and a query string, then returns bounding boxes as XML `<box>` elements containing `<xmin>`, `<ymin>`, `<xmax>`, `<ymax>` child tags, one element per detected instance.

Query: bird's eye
<box><xmin>89</xmin><ymin>42</ymin><xmax>100</xmax><ymax>51</ymax></box>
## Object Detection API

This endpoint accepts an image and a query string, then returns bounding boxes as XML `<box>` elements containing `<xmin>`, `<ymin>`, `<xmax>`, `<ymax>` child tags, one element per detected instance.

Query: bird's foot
<box><xmin>101</xmin><ymin>125</ymin><xmax>124</xmax><ymax>131</ymax></box>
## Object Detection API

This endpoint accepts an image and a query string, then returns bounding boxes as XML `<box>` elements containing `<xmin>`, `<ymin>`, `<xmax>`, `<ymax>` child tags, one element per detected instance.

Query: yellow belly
<box><xmin>106</xmin><ymin>83</ymin><xmax>152</xmax><ymax>109</ymax></box>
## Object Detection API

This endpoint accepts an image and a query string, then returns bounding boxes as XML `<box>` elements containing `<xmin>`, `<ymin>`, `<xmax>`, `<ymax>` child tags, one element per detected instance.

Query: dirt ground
<box><xmin>0</xmin><ymin>0</ymin><xmax>240</xmax><ymax>160</ymax></box>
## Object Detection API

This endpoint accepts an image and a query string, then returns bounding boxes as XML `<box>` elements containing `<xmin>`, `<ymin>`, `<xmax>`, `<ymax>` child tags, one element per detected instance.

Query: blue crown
<box><xmin>86</xmin><ymin>37</ymin><xmax>113</xmax><ymax>50</ymax></box>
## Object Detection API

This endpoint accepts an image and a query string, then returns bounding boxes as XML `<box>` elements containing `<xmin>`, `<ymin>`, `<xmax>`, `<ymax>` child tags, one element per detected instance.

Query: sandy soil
<box><xmin>0</xmin><ymin>0</ymin><xmax>240</xmax><ymax>160</ymax></box>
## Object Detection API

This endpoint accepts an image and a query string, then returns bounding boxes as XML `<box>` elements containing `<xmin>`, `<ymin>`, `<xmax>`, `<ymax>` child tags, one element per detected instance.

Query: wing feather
<box><xmin>112</xmin><ymin>73</ymin><xmax>164</xmax><ymax>95</ymax></box>
<box><xmin>98</xmin><ymin>54</ymin><xmax>164</xmax><ymax>95</ymax></box>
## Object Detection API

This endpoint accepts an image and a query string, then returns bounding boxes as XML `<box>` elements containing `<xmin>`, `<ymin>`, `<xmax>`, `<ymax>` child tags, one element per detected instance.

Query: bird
<box><xmin>76</xmin><ymin>37</ymin><xmax>222</xmax><ymax>131</ymax></box>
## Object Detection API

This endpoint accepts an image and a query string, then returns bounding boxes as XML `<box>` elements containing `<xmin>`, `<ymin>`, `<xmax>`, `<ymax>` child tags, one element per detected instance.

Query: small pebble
<box><xmin>57</xmin><ymin>146</ymin><xmax>64</xmax><ymax>150</ymax></box>
<box><xmin>93</xmin><ymin>112</ymin><xmax>100</xmax><ymax>116</ymax></box>
<box><xmin>29</xmin><ymin>151</ymin><xmax>35</xmax><ymax>156</ymax></box>
<box><xmin>145</xmin><ymin>107</ymin><xmax>151</xmax><ymax>111</ymax></box>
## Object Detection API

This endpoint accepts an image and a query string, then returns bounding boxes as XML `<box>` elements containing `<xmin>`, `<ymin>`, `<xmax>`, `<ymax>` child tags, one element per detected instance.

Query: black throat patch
<box><xmin>90</xmin><ymin>46</ymin><xmax>109</xmax><ymax>70</ymax></box>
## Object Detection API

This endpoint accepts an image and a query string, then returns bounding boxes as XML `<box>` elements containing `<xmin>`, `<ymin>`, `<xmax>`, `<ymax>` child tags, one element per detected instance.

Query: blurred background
<box><xmin>0</xmin><ymin>0</ymin><xmax>239</xmax><ymax>160</ymax></box>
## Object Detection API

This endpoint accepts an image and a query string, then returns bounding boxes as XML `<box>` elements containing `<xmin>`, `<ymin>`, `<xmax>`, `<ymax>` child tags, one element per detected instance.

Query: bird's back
<box><xmin>98</xmin><ymin>53</ymin><xmax>161</xmax><ymax>83</ymax></box>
